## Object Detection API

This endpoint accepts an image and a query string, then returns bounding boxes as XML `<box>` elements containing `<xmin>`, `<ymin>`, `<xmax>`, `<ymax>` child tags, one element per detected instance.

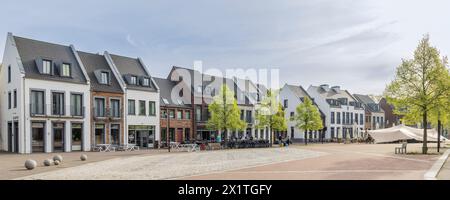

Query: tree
<box><xmin>255</xmin><ymin>89</ymin><xmax>287</xmax><ymax>145</ymax></box>
<box><xmin>385</xmin><ymin>35</ymin><xmax>450</xmax><ymax>154</ymax></box>
<box><xmin>207</xmin><ymin>85</ymin><xmax>246</xmax><ymax>141</ymax></box>
<box><xmin>292</xmin><ymin>96</ymin><xmax>323</xmax><ymax>145</ymax></box>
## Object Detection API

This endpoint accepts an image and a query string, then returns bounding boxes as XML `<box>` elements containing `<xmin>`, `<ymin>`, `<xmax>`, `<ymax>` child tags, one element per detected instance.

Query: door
<box><xmin>14</xmin><ymin>122</ymin><xmax>19</xmax><ymax>153</ymax></box>
<box><xmin>176</xmin><ymin>128</ymin><xmax>183</xmax><ymax>143</ymax></box>
<box><xmin>31</xmin><ymin>122</ymin><xmax>45</xmax><ymax>153</ymax></box>
<box><xmin>7</xmin><ymin>122</ymin><xmax>12</xmax><ymax>152</ymax></box>
<box><xmin>53</xmin><ymin>123</ymin><xmax>65</xmax><ymax>152</ymax></box>
<box><xmin>71</xmin><ymin>123</ymin><xmax>82</xmax><ymax>151</ymax></box>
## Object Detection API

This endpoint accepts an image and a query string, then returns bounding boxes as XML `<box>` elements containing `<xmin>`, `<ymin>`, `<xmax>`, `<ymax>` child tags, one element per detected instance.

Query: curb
<box><xmin>424</xmin><ymin>149</ymin><xmax>450</xmax><ymax>180</ymax></box>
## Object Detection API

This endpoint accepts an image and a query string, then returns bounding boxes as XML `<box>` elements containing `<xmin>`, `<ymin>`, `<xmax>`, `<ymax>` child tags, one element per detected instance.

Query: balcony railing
<box><xmin>30</xmin><ymin>104</ymin><xmax>85</xmax><ymax>118</ymax></box>
<box><xmin>92</xmin><ymin>107</ymin><xmax>122</xmax><ymax>118</ymax></box>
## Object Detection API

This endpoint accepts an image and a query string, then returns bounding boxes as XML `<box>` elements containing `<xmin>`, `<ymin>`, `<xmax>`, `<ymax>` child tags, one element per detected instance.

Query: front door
<box><xmin>71</xmin><ymin>123</ymin><xmax>82</xmax><ymax>151</ymax></box>
<box><xmin>13</xmin><ymin>122</ymin><xmax>19</xmax><ymax>153</ymax></box>
<box><xmin>7</xmin><ymin>122</ymin><xmax>12</xmax><ymax>152</ymax></box>
<box><xmin>53</xmin><ymin>123</ymin><xmax>65</xmax><ymax>152</ymax></box>
<box><xmin>32</xmin><ymin>122</ymin><xmax>45</xmax><ymax>153</ymax></box>
<box><xmin>176</xmin><ymin>128</ymin><xmax>183</xmax><ymax>143</ymax></box>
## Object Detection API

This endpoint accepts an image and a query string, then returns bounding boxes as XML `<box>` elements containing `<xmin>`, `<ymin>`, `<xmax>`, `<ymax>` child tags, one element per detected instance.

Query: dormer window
<box><xmin>130</xmin><ymin>76</ymin><xmax>137</xmax><ymax>85</ymax></box>
<box><xmin>142</xmin><ymin>78</ymin><xmax>150</xmax><ymax>86</ymax></box>
<box><xmin>61</xmin><ymin>63</ymin><xmax>71</xmax><ymax>77</ymax></box>
<box><xmin>43</xmin><ymin>60</ymin><xmax>52</xmax><ymax>74</ymax></box>
<box><xmin>100</xmin><ymin>72</ymin><xmax>109</xmax><ymax>84</ymax></box>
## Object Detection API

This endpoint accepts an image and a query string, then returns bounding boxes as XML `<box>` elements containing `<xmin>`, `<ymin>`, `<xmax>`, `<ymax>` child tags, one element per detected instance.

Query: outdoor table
<box><xmin>97</xmin><ymin>144</ymin><xmax>113</xmax><ymax>152</ymax></box>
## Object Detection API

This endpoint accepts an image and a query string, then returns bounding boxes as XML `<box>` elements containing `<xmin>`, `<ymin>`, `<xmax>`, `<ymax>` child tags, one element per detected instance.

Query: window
<box><xmin>185</xmin><ymin>111</ymin><xmax>191</xmax><ymax>119</ymax></box>
<box><xmin>94</xmin><ymin>98</ymin><xmax>105</xmax><ymax>117</ymax></box>
<box><xmin>139</xmin><ymin>100</ymin><xmax>146</xmax><ymax>115</ymax></box>
<box><xmin>31</xmin><ymin>90</ymin><xmax>45</xmax><ymax>115</ymax></box>
<box><xmin>110</xmin><ymin>124</ymin><xmax>120</xmax><ymax>145</ymax></box>
<box><xmin>149</xmin><ymin>101</ymin><xmax>156</xmax><ymax>116</ymax></box>
<box><xmin>196</xmin><ymin>106</ymin><xmax>201</xmax><ymax>121</ymax></box>
<box><xmin>111</xmin><ymin>99</ymin><xmax>120</xmax><ymax>118</ymax></box>
<box><xmin>43</xmin><ymin>60</ymin><xmax>51</xmax><ymax>74</ymax></box>
<box><xmin>177</xmin><ymin>110</ymin><xmax>183</xmax><ymax>119</ymax></box>
<box><xmin>346</xmin><ymin>112</ymin><xmax>350</xmax><ymax>124</ymax></box>
<box><xmin>13</xmin><ymin>90</ymin><xmax>17</xmax><ymax>108</ymax></box>
<box><xmin>161</xmin><ymin>110</ymin><xmax>167</xmax><ymax>118</ymax></box>
<box><xmin>143</xmin><ymin>78</ymin><xmax>150</xmax><ymax>86</ymax></box>
<box><xmin>337</xmin><ymin>112</ymin><xmax>341</xmax><ymax>124</ymax></box>
<box><xmin>52</xmin><ymin>92</ymin><xmax>65</xmax><ymax>115</ymax></box>
<box><xmin>331</xmin><ymin>112</ymin><xmax>335</xmax><ymax>124</ymax></box>
<box><xmin>350</xmin><ymin>113</ymin><xmax>354</xmax><ymax>124</ymax></box>
<box><xmin>360</xmin><ymin>114</ymin><xmax>364</xmax><ymax>125</ymax></box>
<box><xmin>284</xmin><ymin>99</ymin><xmax>288</xmax><ymax>108</ymax></box>
<box><xmin>246</xmin><ymin>110</ymin><xmax>252</xmax><ymax>123</ymax></box>
<box><xmin>61</xmin><ymin>63</ymin><xmax>71</xmax><ymax>77</ymax></box>
<box><xmin>128</xmin><ymin>100</ymin><xmax>135</xmax><ymax>115</ymax></box>
<box><xmin>100</xmin><ymin>72</ymin><xmax>109</xmax><ymax>84</ymax></box>
<box><xmin>197</xmin><ymin>86</ymin><xmax>202</xmax><ymax>93</ymax></box>
<box><xmin>355</xmin><ymin>113</ymin><xmax>359</xmax><ymax>125</ymax></box>
<box><xmin>290</xmin><ymin>112</ymin><xmax>295</xmax><ymax>120</ymax></box>
<box><xmin>71</xmin><ymin>94</ymin><xmax>83</xmax><ymax>116</ymax></box>
<box><xmin>169</xmin><ymin>110</ymin><xmax>175</xmax><ymax>119</ymax></box>
<box><xmin>130</xmin><ymin>76</ymin><xmax>137</xmax><ymax>85</ymax></box>
<box><xmin>291</xmin><ymin>127</ymin><xmax>295</xmax><ymax>138</ymax></box>
<box><xmin>8</xmin><ymin>92</ymin><xmax>11</xmax><ymax>109</ymax></box>
<box><xmin>8</xmin><ymin>65</ymin><xmax>11</xmax><ymax>83</ymax></box>
<box><xmin>331</xmin><ymin>127</ymin><xmax>335</xmax><ymax>138</ymax></box>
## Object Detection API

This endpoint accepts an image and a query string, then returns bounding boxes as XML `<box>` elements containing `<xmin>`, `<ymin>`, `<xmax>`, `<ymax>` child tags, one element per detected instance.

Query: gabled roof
<box><xmin>13</xmin><ymin>36</ymin><xmax>87</xmax><ymax>84</ymax></box>
<box><xmin>77</xmin><ymin>51</ymin><xmax>123</xmax><ymax>93</ymax></box>
<box><xmin>153</xmin><ymin>77</ymin><xmax>190</xmax><ymax>108</ymax></box>
<box><xmin>354</xmin><ymin>94</ymin><xmax>384</xmax><ymax>113</ymax></box>
<box><xmin>109</xmin><ymin>54</ymin><xmax>157</xmax><ymax>92</ymax></box>
<box><xmin>284</xmin><ymin>84</ymin><xmax>325</xmax><ymax>117</ymax></box>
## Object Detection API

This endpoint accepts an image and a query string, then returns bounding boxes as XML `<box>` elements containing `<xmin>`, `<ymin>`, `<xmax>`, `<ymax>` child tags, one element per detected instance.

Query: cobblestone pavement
<box><xmin>18</xmin><ymin>148</ymin><xmax>326</xmax><ymax>180</ymax></box>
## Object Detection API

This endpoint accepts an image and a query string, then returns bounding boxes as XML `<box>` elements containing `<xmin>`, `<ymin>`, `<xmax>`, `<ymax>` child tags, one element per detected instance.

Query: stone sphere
<box><xmin>43</xmin><ymin>159</ymin><xmax>53</xmax><ymax>166</ymax></box>
<box><xmin>53</xmin><ymin>155</ymin><xmax>63</xmax><ymax>162</ymax></box>
<box><xmin>80</xmin><ymin>154</ymin><xmax>87</xmax><ymax>161</ymax></box>
<box><xmin>54</xmin><ymin>160</ymin><xmax>60</xmax><ymax>165</ymax></box>
<box><xmin>25</xmin><ymin>160</ymin><xmax>37</xmax><ymax>170</ymax></box>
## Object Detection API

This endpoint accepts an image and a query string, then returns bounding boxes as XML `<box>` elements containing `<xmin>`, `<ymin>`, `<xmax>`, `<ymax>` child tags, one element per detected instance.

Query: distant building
<box><xmin>379</xmin><ymin>98</ymin><xmax>402</xmax><ymax>128</ymax></box>
<box><xmin>354</xmin><ymin>94</ymin><xmax>385</xmax><ymax>130</ymax></box>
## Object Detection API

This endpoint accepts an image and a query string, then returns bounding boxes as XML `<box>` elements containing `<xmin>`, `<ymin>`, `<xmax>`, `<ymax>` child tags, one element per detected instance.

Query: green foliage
<box><xmin>384</xmin><ymin>35</ymin><xmax>450</xmax><ymax>153</ymax></box>
<box><xmin>292</xmin><ymin>96</ymin><xmax>323</xmax><ymax>132</ymax></box>
<box><xmin>255</xmin><ymin>89</ymin><xmax>287</xmax><ymax>132</ymax></box>
<box><xmin>206</xmin><ymin>85</ymin><xmax>247</xmax><ymax>133</ymax></box>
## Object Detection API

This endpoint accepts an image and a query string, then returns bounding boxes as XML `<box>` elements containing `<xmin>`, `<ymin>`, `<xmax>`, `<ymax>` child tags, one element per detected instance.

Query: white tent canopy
<box><xmin>368</xmin><ymin>124</ymin><xmax>447</xmax><ymax>144</ymax></box>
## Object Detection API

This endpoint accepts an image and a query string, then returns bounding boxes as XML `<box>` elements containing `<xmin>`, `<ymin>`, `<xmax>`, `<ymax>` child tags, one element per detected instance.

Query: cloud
<box><xmin>126</xmin><ymin>34</ymin><xmax>138</xmax><ymax>47</ymax></box>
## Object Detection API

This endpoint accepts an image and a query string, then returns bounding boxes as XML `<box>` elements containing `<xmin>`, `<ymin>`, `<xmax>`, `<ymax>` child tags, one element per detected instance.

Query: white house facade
<box><xmin>1</xmin><ymin>33</ymin><xmax>91</xmax><ymax>153</ymax></box>
<box><xmin>307</xmin><ymin>84</ymin><xmax>365</xmax><ymax>140</ymax></box>
<box><xmin>280</xmin><ymin>84</ymin><xmax>326</xmax><ymax>141</ymax></box>
<box><xmin>105</xmin><ymin>53</ymin><xmax>161</xmax><ymax>148</ymax></box>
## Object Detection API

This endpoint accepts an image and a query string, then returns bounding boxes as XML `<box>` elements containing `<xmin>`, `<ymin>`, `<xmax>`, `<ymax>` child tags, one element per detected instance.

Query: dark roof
<box><xmin>153</xmin><ymin>77</ymin><xmax>190</xmax><ymax>108</ymax></box>
<box><xmin>13</xmin><ymin>36</ymin><xmax>87</xmax><ymax>84</ymax></box>
<box><xmin>110</xmin><ymin>54</ymin><xmax>157</xmax><ymax>92</ymax></box>
<box><xmin>77</xmin><ymin>51</ymin><xmax>123</xmax><ymax>93</ymax></box>
<box><xmin>354</xmin><ymin>94</ymin><xmax>383</xmax><ymax>113</ymax></box>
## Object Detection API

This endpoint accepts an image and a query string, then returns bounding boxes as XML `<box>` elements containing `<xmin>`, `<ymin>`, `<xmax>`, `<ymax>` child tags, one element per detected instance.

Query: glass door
<box><xmin>53</xmin><ymin>123</ymin><xmax>65</xmax><ymax>152</ymax></box>
<box><xmin>71</xmin><ymin>123</ymin><xmax>82</xmax><ymax>151</ymax></box>
<box><xmin>32</xmin><ymin>122</ymin><xmax>45</xmax><ymax>153</ymax></box>
<box><xmin>94</xmin><ymin>124</ymin><xmax>105</xmax><ymax>145</ymax></box>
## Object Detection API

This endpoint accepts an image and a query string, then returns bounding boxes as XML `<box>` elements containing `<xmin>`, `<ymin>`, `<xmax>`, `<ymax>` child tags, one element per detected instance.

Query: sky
<box><xmin>1</xmin><ymin>0</ymin><xmax>449</xmax><ymax>94</ymax></box>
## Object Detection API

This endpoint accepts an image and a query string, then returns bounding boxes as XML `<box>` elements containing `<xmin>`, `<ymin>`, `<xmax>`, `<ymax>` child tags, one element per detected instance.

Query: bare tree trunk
<box><xmin>304</xmin><ymin>130</ymin><xmax>308</xmax><ymax>146</ymax></box>
<box><xmin>422</xmin><ymin>110</ymin><xmax>428</xmax><ymax>154</ymax></box>
<box><xmin>438</xmin><ymin>118</ymin><xmax>441</xmax><ymax>153</ymax></box>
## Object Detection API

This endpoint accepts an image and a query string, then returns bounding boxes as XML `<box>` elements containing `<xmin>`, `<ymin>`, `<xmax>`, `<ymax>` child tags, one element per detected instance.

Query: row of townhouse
<box><xmin>280</xmin><ymin>84</ymin><xmax>388</xmax><ymax>141</ymax></box>
<box><xmin>0</xmin><ymin>34</ymin><xmax>395</xmax><ymax>153</ymax></box>
<box><xmin>0</xmin><ymin>33</ymin><xmax>160</xmax><ymax>153</ymax></box>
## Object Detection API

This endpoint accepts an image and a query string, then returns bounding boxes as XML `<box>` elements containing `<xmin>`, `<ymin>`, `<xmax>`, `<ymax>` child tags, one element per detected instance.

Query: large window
<box><xmin>61</xmin><ymin>63</ymin><xmax>71</xmax><ymax>77</ymax></box>
<box><xmin>149</xmin><ymin>101</ymin><xmax>156</xmax><ymax>116</ymax></box>
<box><xmin>246</xmin><ymin>110</ymin><xmax>252</xmax><ymax>123</ymax></box>
<box><xmin>360</xmin><ymin>114</ymin><xmax>364</xmax><ymax>125</ymax></box>
<box><xmin>31</xmin><ymin>90</ymin><xmax>45</xmax><ymax>115</ymax></box>
<box><xmin>13</xmin><ymin>90</ymin><xmax>17</xmax><ymax>108</ymax></box>
<box><xmin>110</xmin><ymin>124</ymin><xmax>120</xmax><ymax>145</ymax></box>
<box><xmin>336</xmin><ymin>112</ymin><xmax>341</xmax><ymax>124</ymax></box>
<box><xmin>331</xmin><ymin>112</ymin><xmax>335</xmax><ymax>124</ymax></box>
<box><xmin>139</xmin><ymin>100</ymin><xmax>146</xmax><ymax>116</ymax></box>
<box><xmin>177</xmin><ymin>110</ymin><xmax>183</xmax><ymax>119</ymax></box>
<box><xmin>43</xmin><ymin>60</ymin><xmax>51</xmax><ymax>74</ymax></box>
<box><xmin>52</xmin><ymin>92</ymin><xmax>65</xmax><ymax>115</ymax></box>
<box><xmin>355</xmin><ymin>113</ymin><xmax>359</xmax><ymax>125</ymax></box>
<box><xmin>100</xmin><ymin>72</ymin><xmax>109</xmax><ymax>84</ymax></box>
<box><xmin>94</xmin><ymin>124</ymin><xmax>105</xmax><ymax>145</ymax></box>
<box><xmin>31</xmin><ymin>122</ymin><xmax>45</xmax><ymax>153</ymax></box>
<box><xmin>169</xmin><ymin>110</ymin><xmax>175</xmax><ymax>119</ymax></box>
<box><xmin>8</xmin><ymin>65</ymin><xmax>11</xmax><ymax>83</ymax></box>
<box><xmin>128</xmin><ymin>99</ymin><xmax>135</xmax><ymax>115</ymax></box>
<box><xmin>94</xmin><ymin>98</ymin><xmax>105</xmax><ymax>117</ymax></box>
<box><xmin>8</xmin><ymin>92</ymin><xmax>11</xmax><ymax>109</ymax></box>
<box><xmin>110</xmin><ymin>99</ymin><xmax>120</xmax><ymax>118</ymax></box>
<box><xmin>71</xmin><ymin>94</ymin><xmax>83</xmax><ymax>116</ymax></box>
<box><xmin>196</xmin><ymin>106</ymin><xmax>201</xmax><ymax>121</ymax></box>
<box><xmin>185</xmin><ymin>111</ymin><xmax>191</xmax><ymax>120</ymax></box>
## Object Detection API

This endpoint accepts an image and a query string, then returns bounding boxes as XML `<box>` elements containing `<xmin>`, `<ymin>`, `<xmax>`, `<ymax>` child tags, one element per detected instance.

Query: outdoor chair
<box><xmin>395</xmin><ymin>143</ymin><xmax>407</xmax><ymax>154</ymax></box>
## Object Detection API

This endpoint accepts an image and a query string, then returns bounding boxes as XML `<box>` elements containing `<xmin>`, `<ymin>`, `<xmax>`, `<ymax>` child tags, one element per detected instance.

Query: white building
<box><xmin>1</xmin><ymin>33</ymin><xmax>91</xmax><ymax>153</ymax></box>
<box><xmin>105</xmin><ymin>52</ymin><xmax>161</xmax><ymax>148</ymax></box>
<box><xmin>307</xmin><ymin>84</ymin><xmax>365</xmax><ymax>140</ymax></box>
<box><xmin>280</xmin><ymin>84</ymin><xmax>325</xmax><ymax>142</ymax></box>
